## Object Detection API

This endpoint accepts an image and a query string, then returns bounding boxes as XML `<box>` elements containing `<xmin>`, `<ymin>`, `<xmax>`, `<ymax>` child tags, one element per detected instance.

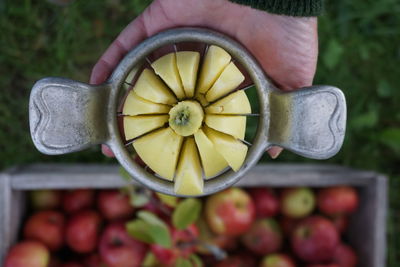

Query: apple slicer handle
<box><xmin>268</xmin><ymin>85</ymin><xmax>346</xmax><ymax>159</ymax></box>
<box><xmin>29</xmin><ymin>77</ymin><xmax>110</xmax><ymax>155</ymax></box>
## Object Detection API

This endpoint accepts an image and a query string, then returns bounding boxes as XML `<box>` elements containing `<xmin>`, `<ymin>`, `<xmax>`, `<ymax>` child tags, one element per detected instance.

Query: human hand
<box><xmin>90</xmin><ymin>0</ymin><xmax>318</xmax><ymax>159</ymax></box>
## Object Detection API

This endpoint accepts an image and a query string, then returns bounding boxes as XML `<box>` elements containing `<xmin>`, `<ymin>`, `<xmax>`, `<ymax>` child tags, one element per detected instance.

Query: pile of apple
<box><xmin>4</xmin><ymin>185</ymin><xmax>359</xmax><ymax>267</ymax></box>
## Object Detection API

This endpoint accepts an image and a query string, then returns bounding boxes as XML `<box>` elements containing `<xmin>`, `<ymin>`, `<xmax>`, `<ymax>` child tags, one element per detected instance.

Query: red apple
<box><xmin>65</xmin><ymin>210</ymin><xmax>101</xmax><ymax>253</ymax></box>
<box><xmin>151</xmin><ymin>224</ymin><xmax>199</xmax><ymax>266</ymax></box>
<box><xmin>281</xmin><ymin>187</ymin><xmax>315</xmax><ymax>218</ymax></box>
<box><xmin>306</xmin><ymin>265</ymin><xmax>339</xmax><ymax>267</ymax></box>
<box><xmin>4</xmin><ymin>241</ymin><xmax>50</xmax><ymax>267</ymax></box>
<box><xmin>332</xmin><ymin>243</ymin><xmax>358</xmax><ymax>267</ymax></box>
<box><xmin>331</xmin><ymin>214</ymin><xmax>349</xmax><ymax>234</ymax></box>
<box><xmin>279</xmin><ymin>216</ymin><xmax>301</xmax><ymax>236</ymax></box>
<box><xmin>205</xmin><ymin>188</ymin><xmax>255</xmax><ymax>236</ymax></box>
<box><xmin>83</xmin><ymin>253</ymin><xmax>106</xmax><ymax>267</ymax></box>
<box><xmin>241</xmin><ymin>218</ymin><xmax>283</xmax><ymax>255</ymax></box>
<box><xmin>99</xmin><ymin>222</ymin><xmax>148</xmax><ymax>267</ymax></box>
<box><xmin>30</xmin><ymin>190</ymin><xmax>63</xmax><ymax>210</ymax></box>
<box><xmin>248</xmin><ymin>187</ymin><xmax>279</xmax><ymax>218</ymax></box>
<box><xmin>140</xmin><ymin>192</ymin><xmax>175</xmax><ymax>220</ymax></box>
<box><xmin>197</xmin><ymin>218</ymin><xmax>238</xmax><ymax>254</ymax></box>
<box><xmin>63</xmin><ymin>189</ymin><xmax>95</xmax><ymax>213</ymax></box>
<box><xmin>97</xmin><ymin>190</ymin><xmax>134</xmax><ymax>221</ymax></box>
<box><xmin>23</xmin><ymin>210</ymin><xmax>65</xmax><ymax>251</ymax></box>
<box><xmin>215</xmin><ymin>253</ymin><xmax>257</xmax><ymax>267</ymax></box>
<box><xmin>317</xmin><ymin>186</ymin><xmax>359</xmax><ymax>216</ymax></box>
<box><xmin>259</xmin><ymin>253</ymin><xmax>296</xmax><ymax>267</ymax></box>
<box><xmin>291</xmin><ymin>215</ymin><xmax>339</xmax><ymax>263</ymax></box>
<box><xmin>60</xmin><ymin>263</ymin><xmax>84</xmax><ymax>267</ymax></box>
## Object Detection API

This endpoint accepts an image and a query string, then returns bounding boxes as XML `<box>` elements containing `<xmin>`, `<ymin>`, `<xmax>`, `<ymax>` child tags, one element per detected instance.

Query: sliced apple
<box><xmin>197</xmin><ymin>45</ymin><xmax>231</xmax><ymax>94</ymax></box>
<box><xmin>169</xmin><ymin>101</ymin><xmax>204</xmax><ymax>137</ymax></box>
<box><xmin>176</xmin><ymin>51</ymin><xmax>200</xmax><ymax>98</ymax></box>
<box><xmin>205</xmin><ymin>115</ymin><xmax>246</xmax><ymax>140</ymax></box>
<box><xmin>203</xmin><ymin>127</ymin><xmax>248</xmax><ymax>172</ymax></box>
<box><xmin>123</xmin><ymin>115</ymin><xmax>169</xmax><ymax>140</ymax></box>
<box><xmin>133</xmin><ymin>128</ymin><xmax>183</xmax><ymax>180</ymax></box>
<box><xmin>122</xmin><ymin>91</ymin><xmax>171</xmax><ymax>116</ymax></box>
<box><xmin>133</xmin><ymin>69</ymin><xmax>177</xmax><ymax>105</ymax></box>
<box><xmin>174</xmin><ymin>138</ymin><xmax>204</xmax><ymax>195</ymax></box>
<box><xmin>205</xmin><ymin>90</ymin><xmax>251</xmax><ymax>115</ymax></box>
<box><xmin>195</xmin><ymin>91</ymin><xmax>209</xmax><ymax>106</ymax></box>
<box><xmin>151</xmin><ymin>53</ymin><xmax>185</xmax><ymax>99</ymax></box>
<box><xmin>205</xmin><ymin>62</ymin><xmax>245</xmax><ymax>102</ymax></box>
<box><xmin>194</xmin><ymin>129</ymin><xmax>228</xmax><ymax>178</ymax></box>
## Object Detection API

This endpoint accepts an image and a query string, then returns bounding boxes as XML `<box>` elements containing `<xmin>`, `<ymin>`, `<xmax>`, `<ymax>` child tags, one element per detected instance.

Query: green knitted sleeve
<box><xmin>229</xmin><ymin>0</ymin><xmax>323</xmax><ymax>16</ymax></box>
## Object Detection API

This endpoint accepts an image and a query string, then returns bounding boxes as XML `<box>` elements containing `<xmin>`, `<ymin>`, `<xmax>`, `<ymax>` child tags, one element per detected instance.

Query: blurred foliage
<box><xmin>0</xmin><ymin>0</ymin><xmax>399</xmax><ymax>264</ymax></box>
<box><xmin>0</xmin><ymin>0</ymin><xmax>152</xmax><ymax>167</ymax></box>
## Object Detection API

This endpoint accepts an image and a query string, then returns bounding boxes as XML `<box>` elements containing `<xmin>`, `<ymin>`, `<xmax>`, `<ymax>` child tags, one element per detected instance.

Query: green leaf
<box><xmin>138</xmin><ymin>211</ymin><xmax>172</xmax><ymax>247</ymax></box>
<box><xmin>142</xmin><ymin>252</ymin><xmax>158</xmax><ymax>267</ymax></box>
<box><xmin>190</xmin><ymin>254</ymin><xmax>203</xmax><ymax>267</ymax></box>
<box><xmin>176</xmin><ymin>257</ymin><xmax>193</xmax><ymax>267</ymax></box>
<box><xmin>322</xmin><ymin>39</ymin><xmax>344</xmax><ymax>70</ymax></box>
<box><xmin>172</xmin><ymin>198</ymin><xmax>202</xmax><ymax>230</ymax></box>
<box><xmin>126</xmin><ymin>220</ymin><xmax>154</xmax><ymax>244</ymax></box>
<box><xmin>129</xmin><ymin>187</ymin><xmax>151</xmax><ymax>207</ymax></box>
<box><xmin>126</xmin><ymin>211</ymin><xmax>172</xmax><ymax>248</ymax></box>
<box><xmin>379</xmin><ymin>128</ymin><xmax>400</xmax><ymax>152</ymax></box>
<box><xmin>156</xmin><ymin>192</ymin><xmax>179</xmax><ymax>207</ymax></box>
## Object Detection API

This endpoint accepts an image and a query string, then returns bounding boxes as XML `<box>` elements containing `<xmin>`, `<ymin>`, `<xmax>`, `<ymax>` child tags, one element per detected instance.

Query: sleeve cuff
<box><xmin>230</xmin><ymin>0</ymin><xmax>324</xmax><ymax>17</ymax></box>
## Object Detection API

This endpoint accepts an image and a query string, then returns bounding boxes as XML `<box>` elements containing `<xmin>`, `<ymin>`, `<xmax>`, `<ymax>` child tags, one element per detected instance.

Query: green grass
<box><xmin>0</xmin><ymin>0</ymin><xmax>399</xmax><ymax>265</ymax></box>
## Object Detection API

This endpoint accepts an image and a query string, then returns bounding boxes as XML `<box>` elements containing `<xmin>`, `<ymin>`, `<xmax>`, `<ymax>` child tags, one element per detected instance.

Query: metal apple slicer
<box><xmin>29</xmin><ymin>28</ymin><xmax>346</xmax><ymax>197</ymax></box>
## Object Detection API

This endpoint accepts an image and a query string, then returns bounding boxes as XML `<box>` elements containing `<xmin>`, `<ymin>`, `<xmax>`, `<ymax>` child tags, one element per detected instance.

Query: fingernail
<box><xmin>102</xmin><ymin>145</ymin><xmax>115</xmax><ymax>158</ymax></box>
<box><xmin>269</xmin><ymin>147</ymin><xmax>283</xmax><ymax>159</ymax></box>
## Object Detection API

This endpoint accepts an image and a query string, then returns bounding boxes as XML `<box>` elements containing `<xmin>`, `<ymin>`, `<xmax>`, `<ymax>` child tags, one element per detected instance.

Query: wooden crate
<box><xmin>0</xmin><ymin>163</ymin><xmax>387</xmax><ymax>266</ymax></box>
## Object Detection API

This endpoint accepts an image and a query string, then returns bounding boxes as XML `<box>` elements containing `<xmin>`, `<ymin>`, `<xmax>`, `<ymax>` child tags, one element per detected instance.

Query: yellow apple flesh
<box><xmin>205</xmin><ymin>114</ymin><xmax>246</xmax><ymax>140</ymax></box>
<box><xmin>205</xmin><ymin>62</ymin><xmax>245</xmax><ymax>102</ymax></box>
<box><xmin>133</xmin><ymin>69</ymin><xmax>177</xmax><ymax>105</ymax></box>
<box><xmin>203</xmin><ymin>127</ymin><xmax>248</xmax><ymax>172</ymax></box>
<box><xmin>205</xmin><ymin>90</ymin><xmax>251</xmax><ymax>115</ymax></box>
<box><xmin>197</xmin><ymin>45</ymin><xmax>231</xmax><ymax>94</ymax></box>
<box><xmin>122</xmin><ymin>91</ymin><xmax>171</xmax><ymax>116</ymax></box>
<box><xmin>176</xmin><ymin>51</ymin><xmax>200</xmax><ymax>98</ymax></box>
<box><xmin>133</xmin><ymin>128</ymin><xmax>183</xmax><ymax>180</ymax></box>
<box><xmin>151</xmin><ymin>53</ymin><xmax>185</xmax><ymax>99</ymax></box>
<box><xmin>174</xmin><ymin>138</ymin><xmax>204</xmax><ymax>195</ymax></box>
<box><xmin>194</xmin><ymin>129</ymin><xmax>228</xmax><ymax>178</ymax></box>
<box><xmin>123</xmin><ymin>115</ymin><xmax>169</xmax><ymax>140</ymax></box>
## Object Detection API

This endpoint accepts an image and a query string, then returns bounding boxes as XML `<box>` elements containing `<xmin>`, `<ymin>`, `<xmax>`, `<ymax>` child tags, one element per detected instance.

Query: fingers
<box><xmin>267</xmin><ymin>146</ymin><xmax>283</xmax><ymax>159</ymax></box>
<box><xmin>101</xmin><ymin>145</ymin><xmax>115</xmax><ymax>158</ymax></box>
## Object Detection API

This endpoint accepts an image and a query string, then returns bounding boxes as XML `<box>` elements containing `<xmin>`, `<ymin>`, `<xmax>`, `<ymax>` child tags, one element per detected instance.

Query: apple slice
<box><xmin>133</xmin><ymin>69</ymin><xmax>177</xmax><ymax>105</ymax></box>
<box><xmin>197</xmin><ymin>45</ymin><xmax>231</xmax><ymax>94</ymax></box>
<box><xmin>203</xmin><ymin>127</ymin><xmax>248</xmax><ymax>172</ymax></box>
<box><xmin>205</xmin><ymin>90</ymin><xmax>251</xmax><ymax>114</ymax></box>
<box><xmin>133</xmin><ymin>128</ymin><xmax>183</xmax><ymax>180</ymax></box>
<box><xmin>195</xmin><ymin>91</ymin><xmax>209</xmax><ymax>106</ymax></box>
<box><xmin>123</xmin><ymin>115</ymin><xmax>169</xmax><ymax>140</ymax></box>
<box><xmin>205</xmin><ymin>114</ymin><xmax>246</xmax><ymax>140</ymax></box>
<box><xmin>194</xmin><ymin>129</ymin><xmax>228</xmax><ymax>178</ymax></box>
<box><xmin>151</xmin><ymin>53</ymin><xmax>185</xmax><ymax>99</ymax></box>
<box><xmin>174</xmin><ymin>138</ymin><xmax>204</xmax><ymax>195</ymax></box>
<box><xmin>205</xmin><ymin>62</ymin><xmax>245</xmax><ymax>102</ymax></box>
<box><xmin>122</xmin><ymin>91</ymin><xmax>171</xmax><ymax>116</ymax></box>
<box><xmin>176</xmin><ymin>51</ymin><xmax>200</xmax><ymax>98</ymax></box>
